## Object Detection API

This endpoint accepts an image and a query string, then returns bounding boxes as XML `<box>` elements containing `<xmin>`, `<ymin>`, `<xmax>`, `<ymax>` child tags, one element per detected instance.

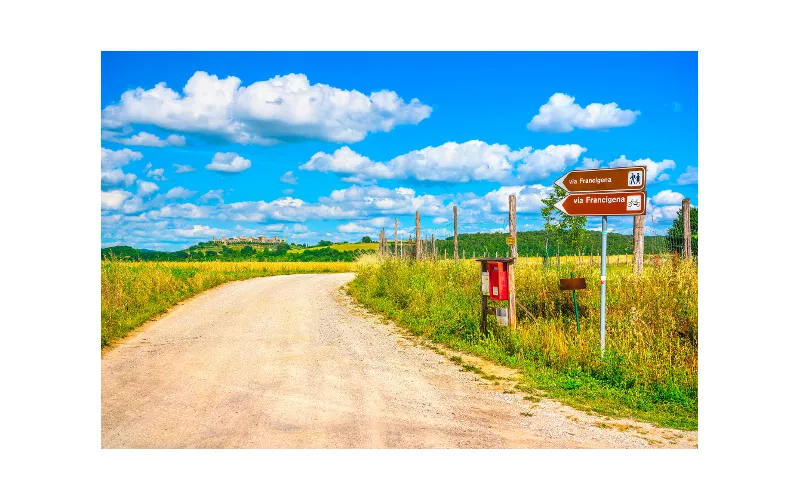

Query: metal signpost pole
<box><xmin>600</xmin><ymin>215</ymin><xmax>608</xmax><ymax>357</ymax></box>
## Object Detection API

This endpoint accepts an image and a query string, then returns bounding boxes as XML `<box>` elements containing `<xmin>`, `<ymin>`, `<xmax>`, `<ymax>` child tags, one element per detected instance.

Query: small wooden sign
<box><xmin>559</xmin><ymin>277</ymin><xmax>587</xmax><ymax>290</ymax></box>
<box><xmin>506</xmin><ymin>236</ymin><xmax>516</xmax><ymax>245</ymax></box>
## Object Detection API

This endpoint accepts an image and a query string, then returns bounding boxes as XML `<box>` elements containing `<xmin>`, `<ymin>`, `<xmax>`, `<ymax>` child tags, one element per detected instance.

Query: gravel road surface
<box><xmin>102</xmin><ymin>273</ymin><xmax>697</xmax><ymax>448</ymax></box>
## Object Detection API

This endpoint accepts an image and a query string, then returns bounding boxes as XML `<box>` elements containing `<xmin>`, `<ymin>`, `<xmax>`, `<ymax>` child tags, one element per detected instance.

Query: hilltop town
<box><xmin>212</xmin><ymin>236</ymin><xmax>286</xmax><ymax>245</ymax></box>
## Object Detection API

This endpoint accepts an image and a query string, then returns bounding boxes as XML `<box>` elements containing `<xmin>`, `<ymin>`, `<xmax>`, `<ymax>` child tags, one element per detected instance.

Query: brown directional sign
<box><xmin>554</xmin><ymin>190</ymin><xmax>646</xmax><ymax>216</ymax></box>
<box><xmin>559</xmin><ymin>277</ymin><xmax>587</xmax><ymax>290</ymax></box>
<box><xmin>555</xmin><ymin>166</ymin><xmax>646</xmax><ymax>193</ymax></box>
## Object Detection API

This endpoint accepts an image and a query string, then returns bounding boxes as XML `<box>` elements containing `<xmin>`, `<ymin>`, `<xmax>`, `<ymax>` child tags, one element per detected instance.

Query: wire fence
<box><xmin>380</xmin><ymin>209</ymin><xmax>698</xmax><ymax>267</ymax></box>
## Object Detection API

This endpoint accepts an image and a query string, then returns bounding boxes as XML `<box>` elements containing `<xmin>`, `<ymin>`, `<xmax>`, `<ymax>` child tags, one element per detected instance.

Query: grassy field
<box><xmin>101</xmin><ymin>260</ymin><xmax>354</xmax><ymax>349</ymax></box>
<box><xmin>288</xmin><ymin>242</ymin><xmax>379</xmax><ymax>254</ymax></box>
<box><xmin>348</xmin><ymin>255</ymin><xmax>698</xmax><ymax>429</ymax></box>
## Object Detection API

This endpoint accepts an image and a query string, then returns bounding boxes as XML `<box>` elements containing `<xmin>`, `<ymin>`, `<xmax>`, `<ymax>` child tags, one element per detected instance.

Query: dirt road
<box><xmin>102</xmin><ymin>273</ymin><xmax>696</xmax><ymax>448</ymax></box>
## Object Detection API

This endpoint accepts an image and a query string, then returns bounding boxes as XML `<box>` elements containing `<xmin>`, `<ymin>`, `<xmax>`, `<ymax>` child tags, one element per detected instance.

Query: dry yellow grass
<box><xmin>287</xmin><ymin>242</ymin><xmax>379</xmax><ymax>254</ymax></box>
<box><xmin>349</xmin><ymin>255</ymin><xmax>698</xmax><ymax>428</ymax></box>
<box><xmin>101</xmin><ymin>260</ymin><xmax>354</xmax><ymax>349</ymax></box>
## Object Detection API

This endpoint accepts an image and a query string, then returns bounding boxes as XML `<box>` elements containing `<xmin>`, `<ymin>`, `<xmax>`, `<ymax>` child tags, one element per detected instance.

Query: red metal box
<box><xmin>488</xmin><ymin>261</ymin><xmax>508</xmax><ymax>300</ymax></box>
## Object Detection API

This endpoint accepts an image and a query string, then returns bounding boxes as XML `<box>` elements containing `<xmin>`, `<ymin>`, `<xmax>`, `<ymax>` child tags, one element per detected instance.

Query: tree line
<box><xmin>101</xmin><ymin>244</ymin><xmax>364</xmax><ymax>262</ymax></box>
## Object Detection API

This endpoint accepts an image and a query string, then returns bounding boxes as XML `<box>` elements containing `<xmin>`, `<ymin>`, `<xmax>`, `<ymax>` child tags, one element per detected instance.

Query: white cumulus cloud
<box><xmin>101</xmin><ymin>147</ymin><xmax>143</xmax><ymax>169</ymax></box>
<box><xmin>146</xmin><ymin>168</ymin><xmax>166</xmax><ymax>181</ymax></box>
<box><xmin>206</xmin><ymin>152</ymin><xmax>251</xmax><ymax>173</ymax></box>
<box><xmin>198</xmin><ymin>189</ymin><xmax>224</xmax><ymax>203</ymax></box>
<box><xmin>647</xmin><ymin>201</ymin><xmax>683</xmax><ymax>223</ymax></box>
<box><xmin>677</xmin><ymin>165</ymin><xmax>698</xmax><ymax>185</ymax></box>
<box><xmin>280</xmin><ymin>171</ymin><xmax>298</xmax><ymax>184</ymax></box>
<box><xmin>652</xmin><ymin>190</ymin><xmax>685</xmax><ymax>205</ymax></box>
<box><xmin>301</xmin><ymin>141</ymin><xmax>586</xmax><ymax>184</ymax></box>
<box><xmin>173</xmin><ymin>164</ymin><xmax>196</xmax><ymax>173</ymax></box>
<box><xmin>321</xmin><ymin>185</ymin><xmax>448</xmax><ymax>216</ymax></box>
<box><xmin>101</xmin><ymin>189</ymin><xmax>132</xmax><ymax>210</ymax></box>
<box><xmin>608</xmin><ymin>155</ymin><xmax>676</xmax><ymax>184</ymax></box>
<box><xmin>527</xmin><ymin>93</ymin><xmax>640</xmax><ymax>133</ymax></box>
<box><xmin>136</xmin><ymin>180</ymin><xmax>159</xmax><ymax>196</ymax></box>
<box><xmin>103</xmin><ymin>131</ymin><xmax>186</xmax><ymax>147</ymax></box>
<box><xmin>101</xmin><ymin>169</ymin><xmax>136</xmax><ymax>187</ymax></box>
<box><xmin>515</xmin><ymin>144</ymin><xmax>586</xmax><ymax>181</ymax></box>
<box><xmin>579</xmin><ymin>157</ymin><xmax>602</xmax><ymax>170</ymax></box>
<box><xmin>479</xmin><ymin>184</ymin><xmax>553</xmax><ymax>213</ymax></box>
<box><xmin>101</xmin><ymin>71</ymin><xmax>432</xmax><ymax>145</ymax></box>
<box><xmin>174</xmin><ymin>225</ymin><xmax>223</xmax><ymax>238</ymax></box>
<box><xmin>166</xmin><ymin>186</ymin><xmax>197</xmax><ymax>199</ymax></box>
<box><xmin>337</xmin><ymin>222</ymin><xmax>377</xmax><ymax>234</ymax></box>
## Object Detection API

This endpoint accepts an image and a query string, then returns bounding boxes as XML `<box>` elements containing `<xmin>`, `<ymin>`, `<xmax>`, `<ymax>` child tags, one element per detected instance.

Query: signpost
<box><xmin>553</xmin><ymin>191</ymin><xmax>646</xmax><ymax>217</ymax></box>
<box><xmin>554</xmin><ymin>166</ymin><xmax>647</xmax><ymax>357</ymax></box>
<box><xmin>559</xmin><ymin>273</ymin><xmax>586</xmax><ymax>334</ymax></box>
<box><xmin>554</xmin><ymin>166</ymin><xmax>646</xmax><ymax>193</ymax></box>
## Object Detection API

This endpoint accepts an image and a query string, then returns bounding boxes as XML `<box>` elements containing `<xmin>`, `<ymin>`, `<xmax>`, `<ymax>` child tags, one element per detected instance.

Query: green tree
<box><xmin>540</xmin><ymin>186</ymin><xmax>565</xmax><ymax>263</ymax></box>
<box><xmin>361</xmin><ymin>236</ymin><xmax>372</xmax><ymax>243</ymax></box>
<box><xmin>540</xmin><ymin>185</ymin><xmax>586</xmax><ymax>260</ymax></box>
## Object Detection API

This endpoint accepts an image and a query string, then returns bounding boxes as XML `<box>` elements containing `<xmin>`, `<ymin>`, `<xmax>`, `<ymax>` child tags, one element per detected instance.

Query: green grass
<box><xmin>288</xmin><ymin>242</ymin><xmax>379</xmax><ymax>254</ymax></box>
<box><xmin>347</xmin><ymin>255</ymin><xmax>698</xmax><ymax>430</ymax></box>
<box><xmin>101</xmin><ymin>260</ymin><xmax>354</xmax><ymax>350</ymax></box>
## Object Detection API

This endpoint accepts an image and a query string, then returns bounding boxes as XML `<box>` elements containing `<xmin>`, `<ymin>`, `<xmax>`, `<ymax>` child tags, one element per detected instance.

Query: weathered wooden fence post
<box><xmin>393</xmin><ymin>218</ymin><xmax>398</xmax><ymax>257</ymax></box>
<box><xmin>682</xmin><ymin>198</ymin><xmax>692</xmax><ymax>260</ymax></box>
<box><xmin>453</xmin><ymin>205</ymin><xmax>459</xmax><ymax>263</ymax></box>
<box><xmin>480</xmin><ymin>260</ymin><xmax>488</xmax><ymax>334</ymax></box>
<box><xmin>508</xmin><ymin>194</ymin><xmax>517</xmax><ymax>329</ymax></box>
<box><xmin>415</xmin><ymin>211</ymin><xmax>421</xmax><ymax>261</ymax></box>
<box><xmin>633</xmin><ymin>215</ymin><xmax>645</xmax><ymax>275</ymax></box>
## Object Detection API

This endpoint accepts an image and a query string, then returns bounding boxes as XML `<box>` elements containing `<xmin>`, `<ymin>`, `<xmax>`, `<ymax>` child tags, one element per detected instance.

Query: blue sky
<box><xmin>100</xmin><ymin>51</ymin><xmax>697</xmax><ymax>250</ymax></box>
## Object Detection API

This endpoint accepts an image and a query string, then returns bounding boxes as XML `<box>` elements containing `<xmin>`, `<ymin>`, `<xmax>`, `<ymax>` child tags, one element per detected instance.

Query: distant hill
<box><xmin>101</xmin><ymin>240</ymin><xmax>372</xmax><ymax>262</ymax></box>
<box><xmin>288</xmin><ymin>242</ymin><xmax>379</xmax><ymax>254</ymax></box>
<box><xmin>102</xmin><ymin>229</ymin><xmax>677</xmax><ymax>262</ymax></box>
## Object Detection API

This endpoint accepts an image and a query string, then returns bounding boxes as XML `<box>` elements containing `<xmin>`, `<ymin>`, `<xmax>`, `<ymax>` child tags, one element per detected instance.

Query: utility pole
<box><xmin>453</xmin><ymin>205</ymin><xmax>459</xmax><ymax>263</ymax></box>
<box><xmin>682</xmin><ymin>198</ymin><xmax>692</xmax><ymax>260</ymax></box>
<box><xmin>415</xmin><ymin>211</ymin><xmax>421</xmax><ymax>260</ymax></box>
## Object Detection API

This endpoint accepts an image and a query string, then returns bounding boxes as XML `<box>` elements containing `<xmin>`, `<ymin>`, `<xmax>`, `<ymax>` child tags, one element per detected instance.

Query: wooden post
<box><xmin>393</xmin><ymin>218</ymin><xmax>398</xmax><ymax>257</ymax></box>
<box><xmin>453</xmin><ymin>206</ymin><xmax>459</xmax><ymax>263</ymax></box>
<box><xmin>480</xmin><ymin>260</ymin><xmax>488</xmax><ymax>334</ymax></box>
<box><xmin>415</xmin><ymin>211</ymin><xmax>421</xmax><ymax>261</ymax></box>
<box><xmin>682</xmin><ymin>198</ymin><xmax>692</xmax><ymax>260</ymax></box>
<box><xmin>633</xmin><ymin>215</ymin><xmax>645</xmax><ymax>275</ymax></box>
<box><xmin>432</xmin><ymin>233</ymin><xmax>436</xmax><ymax>260</ymax></box>
<box><xmin>508</xmin><ymin>195</ymin><xmax>517</xmax><ymax>329</ymax></box>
